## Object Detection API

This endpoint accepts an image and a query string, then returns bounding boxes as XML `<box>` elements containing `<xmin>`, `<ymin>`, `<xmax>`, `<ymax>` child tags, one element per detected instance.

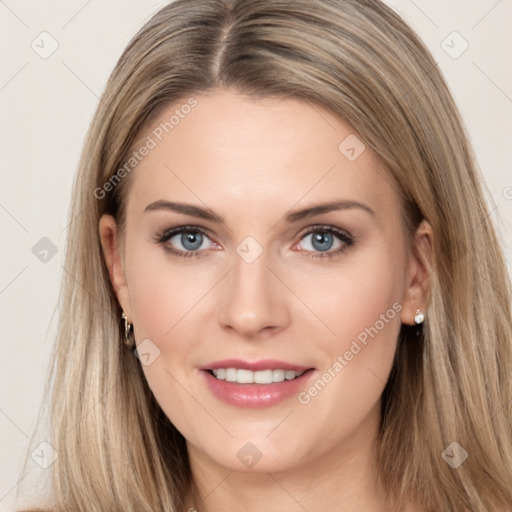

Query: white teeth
<box><xmin>211</xmin><ymin>368</ymin><xmax>306</xmax><ymax>384</ymax></box>
<box><xmin>272</xmin><ymin>369</ymin><xmax>285</xmax><ymax>382</ymax></box>
<box><xmin>254</xmin><ymin>369</ymin><xmax>272</xmax><ymax>384</ymax></box>
<box><xmin>225</xmin><ymin>368</ymin><xmax>237</xmax><ymax>382</ymax></box>
<box><xmin>237</xmin><ymin>369</ymin><xmax>254</xmax><ymax>384</ymax></box>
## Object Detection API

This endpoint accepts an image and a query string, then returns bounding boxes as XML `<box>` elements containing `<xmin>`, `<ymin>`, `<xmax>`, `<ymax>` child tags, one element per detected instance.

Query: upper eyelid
<box><xmin>157</xmin><ymin>225</ymin><xmax>210</xmax><ymax>237</ymax></box>
<box><xmin>157</xmin><ymin>224</ymin><xmax>353</xmax><ymax>247</ymax></box>
<box><xmin>158</xmin><ymin>223</ymin><xmax>351</xmax><ymax>236</ymax></box>
<box><xmin>298</xmin><ymin>224</ymin><xmax>352</xmax><ymax>237</ymax></box>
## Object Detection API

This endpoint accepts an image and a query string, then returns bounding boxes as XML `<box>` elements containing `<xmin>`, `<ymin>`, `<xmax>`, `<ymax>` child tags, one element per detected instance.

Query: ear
<box><xmin>400</xmin><ymin>219</ymin><xmax>434</xmax><ymax>326</ymax></box>
<box><xmin>99</xmin><ymin>214</ymin><xmax>132</xmax><ymax>320</ymax></box>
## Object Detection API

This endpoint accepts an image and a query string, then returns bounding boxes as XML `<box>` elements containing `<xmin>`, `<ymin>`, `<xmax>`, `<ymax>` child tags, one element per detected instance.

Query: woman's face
<box><xmin>100</xmin><ymin>89</ymin><xmax>428</xmax><ymax>474</ymax></box>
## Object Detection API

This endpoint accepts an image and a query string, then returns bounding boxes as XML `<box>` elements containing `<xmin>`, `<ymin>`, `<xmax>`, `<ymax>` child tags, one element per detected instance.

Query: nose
<box><xmin>217</xmin><ymin>248</ymin><xmax>291</xmax><ymax>339</ymax></box>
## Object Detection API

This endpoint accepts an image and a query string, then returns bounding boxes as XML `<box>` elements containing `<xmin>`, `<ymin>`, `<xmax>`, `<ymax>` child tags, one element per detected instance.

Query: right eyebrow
<box><xmin>144</xmin><ymin>200</ymin><xmax>224</xmax><ymax>223</ymax></box>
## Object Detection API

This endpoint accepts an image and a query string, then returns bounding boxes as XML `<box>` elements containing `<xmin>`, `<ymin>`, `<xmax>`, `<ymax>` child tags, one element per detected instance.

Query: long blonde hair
<box><xmin>19</xmin><ymin>0</ymin><xmax>512</xmax><ymax>510</ymax></box>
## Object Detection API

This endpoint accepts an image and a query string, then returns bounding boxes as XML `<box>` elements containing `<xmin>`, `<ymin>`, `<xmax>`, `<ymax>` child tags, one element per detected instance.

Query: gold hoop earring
<box><xmin>121</xmin><ymin>311</ymin><xmax>134</xmax><ymax>347</ymax></box>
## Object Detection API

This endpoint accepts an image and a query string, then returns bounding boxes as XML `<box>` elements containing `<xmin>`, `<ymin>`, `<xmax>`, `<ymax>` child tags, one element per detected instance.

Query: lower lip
<box><xmin>201</xmin><ymin>369</ymin><xmax>315</xmax><ymax>408</ymax></box>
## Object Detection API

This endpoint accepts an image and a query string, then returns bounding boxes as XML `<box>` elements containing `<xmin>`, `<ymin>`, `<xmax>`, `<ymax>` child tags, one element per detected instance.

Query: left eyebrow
<box><xmin>285</xmin><ymin>200</ymin><xmax>375</xmax><ymax>223</ymax></box>
<box><xmin>143</xmin><ymin>199</ymin><xmax>375</xmax><ymax>224</ymax></box>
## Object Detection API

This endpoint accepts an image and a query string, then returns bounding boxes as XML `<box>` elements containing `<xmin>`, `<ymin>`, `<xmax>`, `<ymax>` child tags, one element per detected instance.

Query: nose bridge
<box><xmin>232</xmin><ymin>244</ymin><xmax>271</xmax><ymax>295</ymax></box>
<box><xmin>217</xmin><ymin>239</ymin><xmax>290</xmax><ymax>336</ymax></box>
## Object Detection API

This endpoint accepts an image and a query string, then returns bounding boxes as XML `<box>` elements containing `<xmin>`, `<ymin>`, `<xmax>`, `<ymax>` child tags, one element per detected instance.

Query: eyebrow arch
<box><xmin>285</xmin><ymin>200</ymin><xmax>375</xmax><ymax>222</ymax></box>
<box><xmin>144</xmin><ymin>200</ymin><xmax>224</xmax><ymax>222</ymax></box>
<box><xmin>143</xmin><ymin>199</ymin><xmax>375</xmax><ymax>224</ymax></box>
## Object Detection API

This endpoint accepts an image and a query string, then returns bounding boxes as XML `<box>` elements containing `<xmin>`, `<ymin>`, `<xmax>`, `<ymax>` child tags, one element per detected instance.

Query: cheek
<box><xmin>298</xmin><ymin>247</ymin><xmax>406</xmax><ymax>403</ymax></box>
<box><xmin>294</xmin><ymin>247</ymin><xmax>406</xmax><ymax>421</ymax></box>
<box><xmin>305</xmin><ymin>248</ymin><xmax>405</xmax><ymax>349</ymax></box>
<box><xmin>125</xmin><ymin>243</ymin><xmax>210</xmax><ymax>341</ymax></box>
<box><xmin>123</xmin><ymin>249</ymin><xmax>208</xmax><ymax>434</ymax></box>
<box><xmin>128</xmin><ymin>273</ymin><xmax>176</xmax><ymax>341</ymax></box>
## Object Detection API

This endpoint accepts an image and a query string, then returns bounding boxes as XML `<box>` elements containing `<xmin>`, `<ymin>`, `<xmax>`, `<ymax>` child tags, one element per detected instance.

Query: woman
<box><xmin>18</xmin><ymin>0</ymin><xmax>512</xmax><ymax>510</ymax></box>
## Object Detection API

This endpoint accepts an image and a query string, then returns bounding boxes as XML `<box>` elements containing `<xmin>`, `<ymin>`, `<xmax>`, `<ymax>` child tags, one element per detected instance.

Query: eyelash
<box><xmin>154</xmin><ymin>224</ymin><xmax>356</xmax><ymax>261</ymax></box>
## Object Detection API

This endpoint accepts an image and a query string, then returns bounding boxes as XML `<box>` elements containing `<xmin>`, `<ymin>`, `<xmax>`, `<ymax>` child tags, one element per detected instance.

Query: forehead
<box><xmin>124</xmin><ymin>90</ymin><xmax>400</xmax><ymax>222</ymax></box>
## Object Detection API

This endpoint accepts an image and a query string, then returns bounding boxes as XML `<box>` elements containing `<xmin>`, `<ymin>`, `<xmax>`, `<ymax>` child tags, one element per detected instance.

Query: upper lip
<box><xmin>200</xmin><ymin>359</ymin><xmax>313</xmax><ymax>372</ymax></box>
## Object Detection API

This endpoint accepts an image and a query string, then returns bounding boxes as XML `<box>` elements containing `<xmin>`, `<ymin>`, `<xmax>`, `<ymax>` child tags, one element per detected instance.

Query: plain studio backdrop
<box><xmin>0</xmin><ymin>1</ymin><xmax>511</xmax><ymax>510</ymax></box>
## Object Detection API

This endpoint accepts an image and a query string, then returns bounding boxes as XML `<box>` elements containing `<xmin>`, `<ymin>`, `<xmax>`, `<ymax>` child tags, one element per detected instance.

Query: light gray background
<box><xmin>1</xmin><ymin>1</ymin><xmax>511</xmax><ymax>510</ymax></box>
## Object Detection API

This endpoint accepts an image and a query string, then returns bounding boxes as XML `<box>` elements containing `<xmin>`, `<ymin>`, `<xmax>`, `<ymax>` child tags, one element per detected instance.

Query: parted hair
<box><xmin>19</xmin><ymin>0</ymin><xmax>512</xmax><ymax>511</ymax></box>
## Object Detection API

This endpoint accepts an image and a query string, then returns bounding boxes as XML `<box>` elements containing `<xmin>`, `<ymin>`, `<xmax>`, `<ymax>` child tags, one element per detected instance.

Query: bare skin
<box><xmin>100</xmin><ymin>89</ymin><xmax>432</xmax><ymax>512</ymax></box>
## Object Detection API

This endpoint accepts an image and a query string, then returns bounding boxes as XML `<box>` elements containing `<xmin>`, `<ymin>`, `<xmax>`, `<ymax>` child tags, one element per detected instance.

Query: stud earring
<box><xmin>414</xmin><ymin>309</ymin><xmax>425</xmax><ymax>325</ymax></box>
<box><xmin>121</xmin><ymin>311</ymin><xmax>133</xmax><ymax>347</ymax></box>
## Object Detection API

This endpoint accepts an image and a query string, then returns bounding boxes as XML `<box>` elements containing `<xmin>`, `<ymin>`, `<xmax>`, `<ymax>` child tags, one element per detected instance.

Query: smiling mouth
<box><xmin>206</xmin><ymin>368</ymin><xmax>311</xmax><ymax>384</ymax></box>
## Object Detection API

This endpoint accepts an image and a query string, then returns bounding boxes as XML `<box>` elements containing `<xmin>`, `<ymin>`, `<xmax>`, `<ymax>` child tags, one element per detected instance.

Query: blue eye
<box><xmin>176</xmin><ymin>231</ymin><xmax>205</xmax><ymax>251</ymax></box>
<box><xmin>297</xmin><ymin>226</ymin><xmax>355</xmax><ymax>259</ymax></box>
<box><xmin>155</xmin><ymin>226</ymin><xmax>214</xmax><ymax>259</ymax></box>
<box><xmin>307</xmin><ymin>231</ymin><xmax>335</xmax><ymax>251</ymax></box>
<box><xmin>155</xmin><ymin>225</ymin><xmax>355</xmax><ymax>260</ymax></box>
